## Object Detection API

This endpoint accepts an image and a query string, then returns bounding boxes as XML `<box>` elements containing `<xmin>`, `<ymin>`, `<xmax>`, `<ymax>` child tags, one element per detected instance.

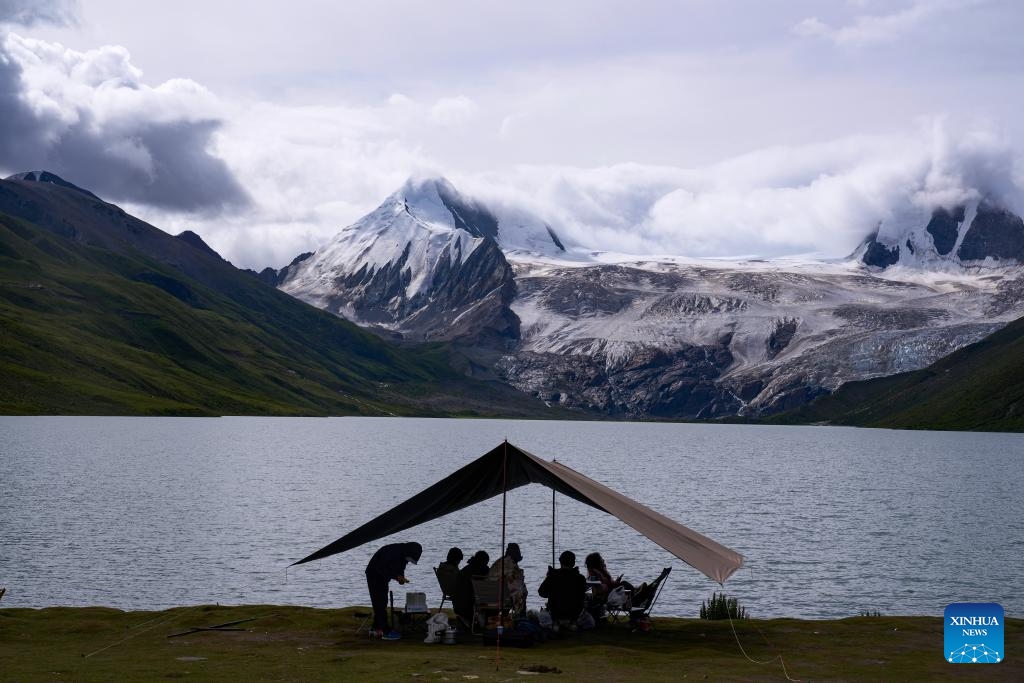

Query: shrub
<box><xmin>699</xmin><ymin>591</ymin><xmax>748</xmax><ymax>620</ymax></box>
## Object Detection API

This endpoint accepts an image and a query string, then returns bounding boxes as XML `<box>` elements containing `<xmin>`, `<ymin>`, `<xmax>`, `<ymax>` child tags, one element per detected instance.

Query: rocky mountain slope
<box><xmin>0</xmin><ymin>171</ymin><xmax>557</xmax><ymax>417</ymax></box>
<box><xmin>273</xmin><ymin>178</ymin><xmax>1024</xmax><ymax>419</ymax></box>
<box><xmin>278</xmin><ymin>178</ymin><xmax>564</xmax><ymax>352</ymax></box>
<box><xmin>774</xmin><ymin>311</ymin><xmax>1024</xmax><ymax>431</ymax></box>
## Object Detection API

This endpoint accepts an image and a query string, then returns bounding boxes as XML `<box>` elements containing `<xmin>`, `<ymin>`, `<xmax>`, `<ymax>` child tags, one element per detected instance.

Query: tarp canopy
<box><xmin>293</xmin><ymin>441</ymin><xmax>744</xmax><ymax>584</ymax></box>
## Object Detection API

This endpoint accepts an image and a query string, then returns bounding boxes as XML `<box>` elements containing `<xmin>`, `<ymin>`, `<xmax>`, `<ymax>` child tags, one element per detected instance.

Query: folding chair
<box><xmin>471</xmin><ymin>577</ymin><xmax>511</xmax><ymax>634</ymax></box>
<box><xmin>352</xmin><ymin>609</ymin><xmax>372</xmax><ymax>635</ymax></box>
<box><xmin>603</xmin><ymin>585</ymin><xmax>633</xmax><ymax>624</ymax></box>
<box><xmin>434</xmin><ymin>565</ymin><xmax>458</xmax><ymax>611</ymax></box>
<box><xmin>628</xmin><ymin>567</ymin><xmax>671</xmax><ymax>627</ymax></box>
<box><xmin>400</xmin><ymin>591</ymin><xmax>430</xmax><ymax>632</ymax></box>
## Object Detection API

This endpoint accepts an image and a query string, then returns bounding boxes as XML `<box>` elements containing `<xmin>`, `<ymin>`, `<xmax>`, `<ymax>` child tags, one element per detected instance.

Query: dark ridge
<box><xmin>276</xmin><ymin>251</ymin><xmax>315</xmax><ymax>282</ymax></box>
<box><xmin>766</xmin><ymin>318</ymin><xmax>798</xmax><ymax>360</ymax></box>
<box><xmin>435</xmin><ymin>180</ymin><xmax>499</xmax><ymax>241</ymax></box>
<box><xmin>175</xmin><ymin>230</ymin><xmax>223</xmax><ymax>260</ymax></box>
<box><xmin>862</xmin><ymin>239</ymin><xmax>900</xmax><ymax>268</ymax></box>
<box><xmin>925</xmin><ymin>205</ymin><xmax>964</xmax><ymax>256</ymax></box>
<box><xmin>6</xmin><ymin>171</ymin><xmax>101</xmax><ymax>201</ymax></box>
<box><xmin>546</xmin><ymin>224</ymin><xmax>566</xmax><ymax>251</ymax></box>
<box><xmin>958</xmin><ymin>203</ymin><xmax>1024</xmax><ymax>262</ymax></box>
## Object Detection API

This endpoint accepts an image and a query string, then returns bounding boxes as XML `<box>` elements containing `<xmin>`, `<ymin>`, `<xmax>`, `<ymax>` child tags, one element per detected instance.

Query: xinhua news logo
<box><xmin>944</xmin><ymin>603</ymin><xmax>1003</xmax><ymax>664</ymax></box>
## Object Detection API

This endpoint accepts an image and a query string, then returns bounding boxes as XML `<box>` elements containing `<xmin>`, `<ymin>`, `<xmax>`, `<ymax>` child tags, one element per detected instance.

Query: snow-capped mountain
<box><xmin>856</xmin><ymin>199</ymin><xmax>1024</xmax><ymax>269</ymax></box>
<box><xmin>279</xmin><ymin>177</ymin><xmax>565</xmax><ymax>347</ymax></box>
<box><xmin>275</xmin><ymin>177</ymin><xmax>1024</xmax><ymax>418</ymax></box>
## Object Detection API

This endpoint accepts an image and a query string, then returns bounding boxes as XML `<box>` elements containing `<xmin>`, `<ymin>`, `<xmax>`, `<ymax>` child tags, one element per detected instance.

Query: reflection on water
<box><xmin>0</xmin><ymin>416</ymin><xmax>1020</xmax><ymax>618</ymax></box>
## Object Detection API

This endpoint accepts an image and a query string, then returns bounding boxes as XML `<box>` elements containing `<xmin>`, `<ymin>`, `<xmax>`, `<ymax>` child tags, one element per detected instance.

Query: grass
<box><xmin>0</xmin><ymin>207</ymin><xmax>563</xmax><ymax>419</ymax></box>
<box><xmin>773</xmin><ymin>313</ymin><xmax>1024</xmax><ymax>432</ymax></box>
<box><xmin>1</xmin><ymin>605</ymin><xmax>1019</xmax><ymax>682</ymax></box>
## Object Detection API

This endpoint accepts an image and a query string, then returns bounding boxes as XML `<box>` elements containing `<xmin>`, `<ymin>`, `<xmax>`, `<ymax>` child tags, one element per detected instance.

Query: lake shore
<box><xmin>1</xmin><ymin>604</ymin><xmax>1019</xmax><ymax>682</ymax></box>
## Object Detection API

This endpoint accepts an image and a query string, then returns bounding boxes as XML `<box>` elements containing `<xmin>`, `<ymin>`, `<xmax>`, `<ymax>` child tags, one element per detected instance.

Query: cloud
<box><xmin>142</xmin><ymin>106</ymin><xmax>1024</xmax><ymax>270</ymax></box>
<box><xmin>793</xmin><ymin>1</ymin><xmax>975</xmax><ymax>47</ymax></box>
<box><xmin>0</xmin><ymin>32</ymin><xmax>247</xmax><ymax>212</ymax></box>
<box><xmin>5</xmin><ymin>5</ymin><xmax>1019</xmax><ymax>270</ymax></box>
<box><xmin>460</xmin><ymin>120</ymin><xmax>1024</xmax><ymax>260</ymax></box>
<box><xmin>429</xmin><ymin>95</ymin><xmax>479</xmax><ymax>127</ymax></box>
<box><xmin>0</xmin><ymin>0</ymin><xmax>77</xmax><ymax>27</ymax></box>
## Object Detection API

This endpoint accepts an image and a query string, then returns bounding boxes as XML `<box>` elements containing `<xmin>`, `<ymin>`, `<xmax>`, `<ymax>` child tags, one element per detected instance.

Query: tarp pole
<box><xmin>496</xmin><ymin>439</ymin><xmax>508</xmax><ymax>669</ymax></box>
<box><xmin>551</xmin><ymin>489</ymin><xmax>556</xmax><ymax>567</ymax></box>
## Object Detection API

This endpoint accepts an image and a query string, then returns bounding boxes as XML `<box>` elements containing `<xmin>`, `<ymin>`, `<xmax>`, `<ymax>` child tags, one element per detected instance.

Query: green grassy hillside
<box><xmin>0</xmin><ymin>179</ymin><xmax>555</xmax><ymax>417</ymax></box>
<box><xmin>774</xmin><ymin>314</ymin><xmax>1024</xmax><ymax>431</ymax></box>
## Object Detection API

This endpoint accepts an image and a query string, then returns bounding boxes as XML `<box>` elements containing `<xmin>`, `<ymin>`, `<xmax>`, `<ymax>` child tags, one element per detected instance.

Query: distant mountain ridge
<box><xmin>0</xmin><ymin>171</ymin><xmax>556</xmax><ymax>416</ymax></box>
<box><xmin>274</xmin><ymin>176</ymin><xmax>1024</xmax><ymax>419</ymax></box>
<box><xmin>774</xmin><ymin>312</ymin><xmax>1024</xmax><ymax>431</ymax></box>
<box><xmin>857</xmin><ymin>200</ymin><xmax>1024</xmax><ymax>269</ymax></box>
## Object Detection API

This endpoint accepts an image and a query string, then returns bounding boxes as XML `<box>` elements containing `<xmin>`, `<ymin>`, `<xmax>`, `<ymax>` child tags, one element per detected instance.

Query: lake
<box><xmin>0</xmin><ymin>417</ymin><xmax>1020</xmax><ymax>619</ymax></box>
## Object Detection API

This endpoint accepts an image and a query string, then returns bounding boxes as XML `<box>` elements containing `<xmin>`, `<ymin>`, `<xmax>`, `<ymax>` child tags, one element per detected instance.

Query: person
<box><xmin>537</xmin><ymin>550</ymin><xmax>588</xmax><ymax>623</ymax></box>
<box><xmin>435</xmin><ymin>546</ymin><xmax>463</xmax><ymax>600</ymax></box>
<box><xmin>489</xmin><ymin>542</ymin><xmax>527</xmax><ymax>616</ymax></box>
<box><xmin>584</xmin><ymin>552</ymin><xmax>634</xmax><ymax>624</ymax></box>
<box><xmin>584</xmin><ymin>552</ymin><xmax>632</xmax><ymax>603</ymax></box>
<box><xmin>453</xmin><ymin>549</ymin><xmax>489</xmax><ymax>627</ymax></box>
<box><xmin>365</xmin><ymin>541</ymin><xmax>422</xmax><ymax>639</ymax></box>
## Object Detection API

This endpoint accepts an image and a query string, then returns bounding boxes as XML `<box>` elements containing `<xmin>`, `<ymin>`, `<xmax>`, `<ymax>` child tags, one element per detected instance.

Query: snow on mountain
<box><xmin>856</xmin><ymin>198</ymin><xmax>1024</xmax><ymax>270</ymax></box>
<box><xmin>276</xmin><ymin>177</ymin><xmax>1024</xmax><ymax>418</ymax></box>
<box><xmin>501</xmin><ymin>254</ymin><xmax>1020</xmax><ymax>416</ymax></box>
<box><xmin>279</xmin><ymin>176</ymin><xmax>564</xmax><ymax>345</ymax></box>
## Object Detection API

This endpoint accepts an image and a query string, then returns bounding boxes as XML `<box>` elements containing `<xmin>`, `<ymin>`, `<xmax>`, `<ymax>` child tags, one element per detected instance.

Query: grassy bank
<box><xmin>1</xmin><ymin>605</ymin><xmax>1020</xmax><ymax>682</ymax></box>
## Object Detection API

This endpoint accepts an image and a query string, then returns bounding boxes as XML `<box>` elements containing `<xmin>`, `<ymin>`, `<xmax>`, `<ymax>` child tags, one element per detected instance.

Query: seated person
<box><xmin>436</xmin><ymin>546</ymin><xmax>463</xmax><ymax>596</ymax></box>
<box><xmin>452</xmin><ymin>550</ymin><xmax>489</xmax><ymax>627</ymax></box>
<box><xmin>584</xmin><ymin>552</ymin><xmax>633</xmax><ymax>604</ymax></box>
<box><xmin>488</xmin><ymin>542</ymin><xmax>527</xmax><ymax>616</ymax></box>
<box><xmin>538</xmin><ymin>550</ymin><xmax>588</xmax><ymax>622</ymax></box>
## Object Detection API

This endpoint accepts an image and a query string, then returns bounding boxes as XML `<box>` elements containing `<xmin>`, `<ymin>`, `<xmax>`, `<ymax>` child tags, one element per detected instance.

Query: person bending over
<box><xmin>365</xmin><ymin>541</ymin><xmax>422</xmax><ymax>638</ymax></box>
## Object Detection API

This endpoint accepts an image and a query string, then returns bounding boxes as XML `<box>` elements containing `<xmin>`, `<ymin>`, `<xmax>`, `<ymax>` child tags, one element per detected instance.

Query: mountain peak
<box><xmin>175</xmin><ymin>230</ymin><xmax>225</xmax><ymax>260</ymax></box>
<box><xmin>6</xmin><ymin>170</ymin><xmax>101</xmax><ymax>200</ymax></box>
<box><xmin>858</xmin><ymin>199</ymin><xmax>1024</xmax><ymax>269</ymax></box>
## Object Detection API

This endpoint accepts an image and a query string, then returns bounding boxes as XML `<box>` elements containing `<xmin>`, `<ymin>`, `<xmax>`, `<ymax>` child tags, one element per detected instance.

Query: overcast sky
<box><xmin>2</xmin><ymin>0</ymin><xmax>1024</xmax><ymax>267</ymax></box>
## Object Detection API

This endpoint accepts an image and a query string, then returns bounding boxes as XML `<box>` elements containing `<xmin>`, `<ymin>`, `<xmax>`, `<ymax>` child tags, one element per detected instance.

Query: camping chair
<box><xmin>603</xmin><ymin>585</ymin><xmax>633</xmax><ymax>624</ymax></box>
<box><xmin>399</xmin><ymin>591</ymin><xmax>430</xmax><ymax>632</ymax></box>
<box><xmin>434</xmin><ymin>565</ymin><xmax>458</xmax><ymax>611</ymax></box>
<box><xmin>353</xmin><ymin>609</ymin><xmax>372</xmax><ymax>635</ymax></box>
<box><xmin>628</xmin><ymin>567</ymin><xmax>671</xmax><ymax>627</ymax></box>
<box><xmin>471</xmin><ymin>577</ymin><xmax>512</xmax><ymax>634</ymax></box>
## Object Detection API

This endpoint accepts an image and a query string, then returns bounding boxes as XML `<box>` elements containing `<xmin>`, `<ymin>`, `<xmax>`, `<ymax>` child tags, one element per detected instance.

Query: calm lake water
<box><xmin>1</xmin><ymin>417</ymin><xmax>1021</xmax><ymax>619</ymax></box>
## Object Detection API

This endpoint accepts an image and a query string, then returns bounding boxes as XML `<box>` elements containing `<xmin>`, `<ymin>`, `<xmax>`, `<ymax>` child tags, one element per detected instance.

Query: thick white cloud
<box><xmin>460</xmin><ymin>121</ymin><xmax>1024</xmax><ymax>260</ymax></box>
<box><xmin>0</xmin><ymin>32</ymin><xmax>246</xmax><ymax>211</ymax></box>
<box><xmin>3</xmin><ymin>2</ymin><xmax>1024</xmax><ymax>268</ymax></box>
